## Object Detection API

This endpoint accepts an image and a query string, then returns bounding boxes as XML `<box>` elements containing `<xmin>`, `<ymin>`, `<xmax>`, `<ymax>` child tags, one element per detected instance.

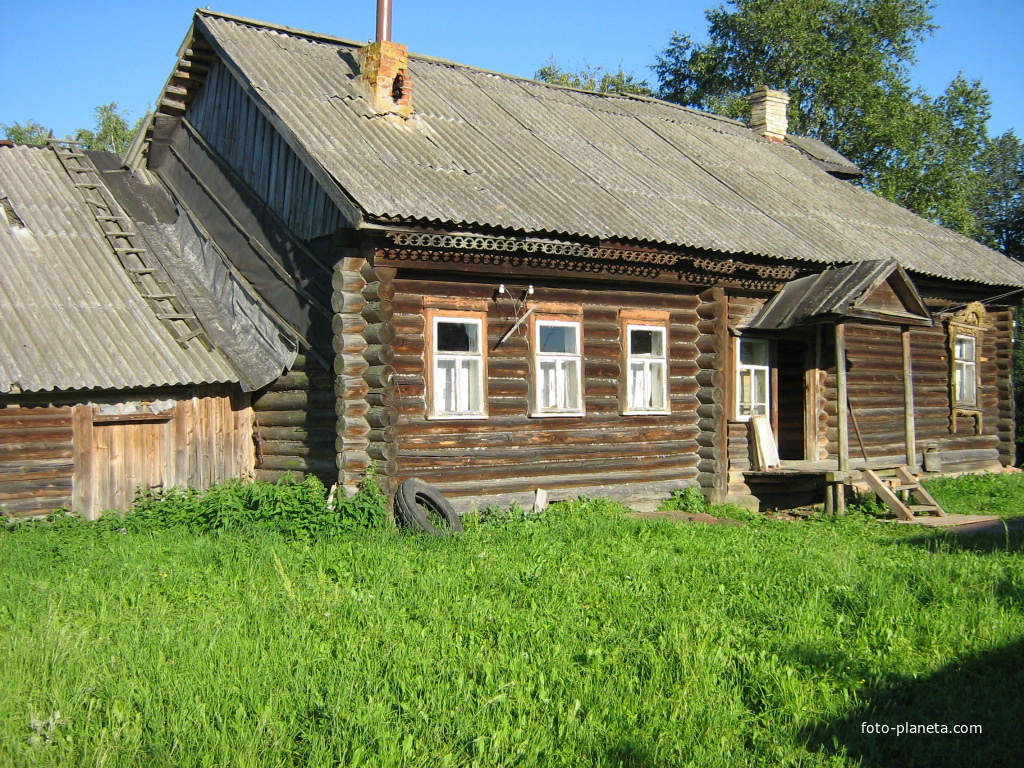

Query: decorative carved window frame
<box><xmin>423</xmin><ymin>302</ymin><xmax>489</xmax><ymax>421</ymax></box>
<box><xmin>946</xmin><ymin>301</ymin><xmax>991</xmax><ymax>434</ymax></box>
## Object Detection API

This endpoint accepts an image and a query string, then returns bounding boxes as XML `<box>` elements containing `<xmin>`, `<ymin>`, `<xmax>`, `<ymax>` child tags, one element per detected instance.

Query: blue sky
<box><xmin>1</xmin><ymin>1</ymin><xmax>1021</xmax><ymax>139</ymax></box>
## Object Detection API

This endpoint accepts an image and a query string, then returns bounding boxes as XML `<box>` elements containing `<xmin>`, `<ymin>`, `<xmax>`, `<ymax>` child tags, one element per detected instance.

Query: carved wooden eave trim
<box><xmin>377</xmin><ymin>230</ymin><xmax>806</xmax><ymax>292</ymax></box>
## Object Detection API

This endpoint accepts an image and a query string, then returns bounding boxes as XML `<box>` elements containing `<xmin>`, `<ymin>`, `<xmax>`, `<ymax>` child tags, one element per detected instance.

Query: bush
<box><xmin>2</xmin><ymin>472</ymin><xmax>391</xmax><ymax>539</ymax></box>
<box><xmin>658</xmin><ymin>486</ymin><xmax>708</xmax><ymax>514</ymax></box>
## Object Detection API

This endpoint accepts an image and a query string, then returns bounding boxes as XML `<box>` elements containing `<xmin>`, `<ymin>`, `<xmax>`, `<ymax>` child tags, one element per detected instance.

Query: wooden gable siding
<box><xmin>251</xmin><ymin>354</ymin><xmax>337</xmax><ymax>484</ymax></box>
<box><xmin>386</xmin><ymin>277</ymin><xmax>721</xmax><ymax>509</ymax></box>
<box><xmin>1</xmin><ymin>386</ymin><xmax>254</xmax><ymax>518</ymax></box>
<box><xmin>0</xmin><ymin>400</ymin><xmax>74</xmax><ymax>516</ymax></box>
<box><xmin>186</xmin><ymin>60</ymin><xmax>345</xmax><ymax>241</ymax></box>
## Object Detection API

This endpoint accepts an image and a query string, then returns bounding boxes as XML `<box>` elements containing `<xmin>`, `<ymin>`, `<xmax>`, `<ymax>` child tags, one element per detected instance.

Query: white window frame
<box><xmin>427</xmin><ymin>312</ymin><xmax>487</xmax><ymax>420</ymax></box>
<box><xmin>735</xmin><ymin>336</ymin><xmax>771</xmax><ymax>421</ymax></box>
<box><xmin>953</xmin><ymin>333</ymin><xmax>978</xmax><ymax>408</ymax></box>
<box><xmin>532</xmin><ymin>317</ymin><xmax>584</xmax><ymax>417</ymax></box>
<box><xmin>623</xmin><ymin>323</ymin><xmax>670</xmax><ymax>415</ymax></box>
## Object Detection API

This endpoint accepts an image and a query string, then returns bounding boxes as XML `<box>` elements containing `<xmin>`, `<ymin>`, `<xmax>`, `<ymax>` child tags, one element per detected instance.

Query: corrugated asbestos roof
<box><xmin>0</xmin><ymin>144</ymin><xmax>239</xmax><ymax>393</ymax></box>
<box><xmin>191</xmin><ymin>11</ymin><xmax>1024</xmax><ymax>288</ymax></box>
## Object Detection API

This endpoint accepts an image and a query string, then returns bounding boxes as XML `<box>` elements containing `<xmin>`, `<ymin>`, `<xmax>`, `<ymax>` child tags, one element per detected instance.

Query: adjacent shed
<box><xmin>0</xmin><ymin>142</ymin><xmax>294</xmax><ymax>517</ymax></box>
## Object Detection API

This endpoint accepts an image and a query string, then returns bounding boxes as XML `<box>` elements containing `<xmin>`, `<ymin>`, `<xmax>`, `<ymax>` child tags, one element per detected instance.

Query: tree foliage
<box><xmin>974</xmin><ymin>130</ymin><xmax>1024</xmax><ymax>259</ymax></box>
<box><xmin>1</xmin><ymin>119</ymin><xmax>51</xmax><ymax>145</ymax></box>
<box><xmin>3</xmin><ymin>103</ymin><xmax>142</xmax><ymax>155</ymax></box>
<box><xmin>72</xmin><ymin>102</ymin><xmax>137</xmax><ymax>155</ymax></box>
<box><xmin>535</xmin><ymin>59</ymin><xmax>652</xmax><ymax>96</ymax></box>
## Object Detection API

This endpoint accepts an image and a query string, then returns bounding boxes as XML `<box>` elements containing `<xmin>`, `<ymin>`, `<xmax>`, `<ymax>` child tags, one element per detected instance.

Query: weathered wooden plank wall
<box><xmin>388</xmin><ymin>277</ymin><xmax>708</xmax><ymax>508</ymax></box>
<box><xmin>252</xmin><ymin>354</ymin><xmax>336</xmax><ymax>485</ymax></box>
<box><xmin>72</xmin><ymin>387</ymin><xmax>254</xmax><ymax>517</ymax></box>
<box><xmin>186</xmin><ymin>60</ymin><xmax>345</xmax><ymax>241</ymax></box>
<box><xmin>1</xmin><ymin>386</ymin><xmax>253</xmax><ymax>518</ymax></box>
<box><xmin>0</xmin><ymin>400</ymin><xmax>74</xmax><ymax>516</ymax></box>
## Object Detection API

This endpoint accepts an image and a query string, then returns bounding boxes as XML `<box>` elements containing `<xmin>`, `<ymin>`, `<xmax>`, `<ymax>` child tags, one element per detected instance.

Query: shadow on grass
<box><xmin>891</xmin><ymin>521</ymin><xmax>1024</xmax><ymax>555</ymax></box>
<box><xmin>802</xmin><ymin>638</ymin><xmax>1024</xmax><ymax>767</ymax></box>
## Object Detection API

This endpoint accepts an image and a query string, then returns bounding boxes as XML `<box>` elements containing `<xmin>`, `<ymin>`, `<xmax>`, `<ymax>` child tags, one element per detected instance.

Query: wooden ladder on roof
<box><xmin>47</xmin><ymin>139</ymin><xmax>210</xmax><ymax>349</ymax></box>
<box><xmin>863</xmin><ymin>466</ymin><xmax>947</xmax><ymax>521</ymax></box>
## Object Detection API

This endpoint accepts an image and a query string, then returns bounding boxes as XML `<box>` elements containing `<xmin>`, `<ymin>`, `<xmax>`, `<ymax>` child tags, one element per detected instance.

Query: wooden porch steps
<box><xmin>863</xmin><ymin>466</ymin><xmax>947</xmax><ymax>521</ymax></box>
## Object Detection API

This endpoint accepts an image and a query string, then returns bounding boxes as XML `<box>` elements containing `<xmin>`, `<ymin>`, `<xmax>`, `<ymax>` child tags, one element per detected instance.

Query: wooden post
<box><xmin>834</xmin><ymin>322</ymin><xmax>849</xmax><ymax>514</ymax></box>
<box><xmin>901</xmin><ymin>325</ymin><xmax>917</xmax><ymax>470</ymax></box>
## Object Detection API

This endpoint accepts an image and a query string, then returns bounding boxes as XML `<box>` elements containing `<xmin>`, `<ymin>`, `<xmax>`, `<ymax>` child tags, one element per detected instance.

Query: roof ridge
<box><xmin>195</xmin><ymin>9</ymin><xmax>746</xmax><ymax>130</ymax></box>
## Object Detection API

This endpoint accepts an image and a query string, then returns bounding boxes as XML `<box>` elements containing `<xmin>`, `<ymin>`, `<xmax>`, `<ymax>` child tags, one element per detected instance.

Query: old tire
<box><xmin>394</xmin><ymin>478</ymin><xmax>462</xmax><ymax>534</ymax></box>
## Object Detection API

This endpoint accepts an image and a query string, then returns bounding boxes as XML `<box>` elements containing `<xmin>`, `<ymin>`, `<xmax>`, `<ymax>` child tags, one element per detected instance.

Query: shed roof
<box><xmin>746</xmin><ymin>260</ymin><xmax>932</xmax><ymax>330</ymax></box>
<box><xmin>177</xmin><ymin>11</ymin><xmax>1024</xmax><ymax>288</ymax></box>
<box><xmin>0</xmin><ymin>144</ymin><xmax>242</xmax><ymax>393</ymax></box>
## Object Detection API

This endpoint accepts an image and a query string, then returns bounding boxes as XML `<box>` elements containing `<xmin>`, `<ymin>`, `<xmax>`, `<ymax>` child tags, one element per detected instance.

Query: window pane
<box><xmin>437</xmin><ymin>320</ymin><xmax>479</xmax><ymax>353</ymax></box>
<box><xmin>460</xmin><ymin>358</ymin><xmax>481</xmax><ymax>412</ymax></box>
<box><xmin>436</xmin><ymin>359</ymin><xmax>457</xmax><ymax>412</ymax></box>
<box><xmin>649</xmin><ymin>361</ymin><xmax>666</xmax><ymax>409</ymax></box>
<box><xmin>539</xmin><ymin>324</ymin><xmax>577</xmax><ymax>354</ymax></box>
<box><xmin>539</xmin><ymin>360</ymin><xmax>558</xmax><ymax>409</ymax></box>
<box><xmin>630</xmin><ymin>328</ymin><xmax>662</xmax><ymax>356</ymax></box>
<box><xmin>563</xmin><ymin>359</ymin><xmax>580</xmax><ymax>409</ymax></box>
<box><xmin>955</xmin><ymin>335</ymin><xmax>975</xmax><ymax>361</ymax></box>
<box><xmin>739</xmin><ymin>338</ymin><xmax>769</xmax><ymax>366</ymax></box>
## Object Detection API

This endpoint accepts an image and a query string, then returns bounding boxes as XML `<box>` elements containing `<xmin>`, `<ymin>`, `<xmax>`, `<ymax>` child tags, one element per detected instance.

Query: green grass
<box><xmin>2</xmin><ymin>482</ymin><xmax>1023</xmax><ymax>767</ymax></box>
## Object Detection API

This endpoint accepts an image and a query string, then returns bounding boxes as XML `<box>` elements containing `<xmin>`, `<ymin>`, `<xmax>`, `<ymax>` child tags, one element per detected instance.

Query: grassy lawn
<box><xmin>2</xmin><ymin>481</ymin><xmax>1023</xmax><ymax>767</ymax></box>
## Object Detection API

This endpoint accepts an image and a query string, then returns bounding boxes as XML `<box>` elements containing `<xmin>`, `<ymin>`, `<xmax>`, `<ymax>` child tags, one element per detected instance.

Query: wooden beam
<box><xmin>834</xmin><ymin>322</ymin><xmax>850</xmax><ymax>475</ymax></box>
<box><xmin>901</xmin><ymin>325</ymin><xmax>918</xmax><ymax>470</ymax></box>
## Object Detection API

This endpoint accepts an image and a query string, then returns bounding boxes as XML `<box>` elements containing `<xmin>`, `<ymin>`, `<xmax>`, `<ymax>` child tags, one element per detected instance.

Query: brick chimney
<box><xmin>747</xmin><ymin>86</ymin><xmax>789</xmax><ymax>142</ymax></box>
<box><xmin>359</xmin><ymin>0</ymin><xmax>412</xmax><ymax>119</ymax></box>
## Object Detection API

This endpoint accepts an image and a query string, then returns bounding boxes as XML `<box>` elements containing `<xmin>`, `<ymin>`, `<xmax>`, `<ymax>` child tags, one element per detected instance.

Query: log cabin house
<box><xmin>11</xmin><ymin>8</ymin><xmax>1024</xmax><ymax>516</ymax></box>
<box><xmin>0</xmin><ymin>141</ymin><xmax>294</xmax><ymax>517</ymax></box>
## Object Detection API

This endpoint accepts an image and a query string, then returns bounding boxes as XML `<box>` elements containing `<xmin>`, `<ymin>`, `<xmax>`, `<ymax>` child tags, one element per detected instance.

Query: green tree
<box><xmin>1</xmin><ymin>119</ymin><xmax>51</xmax><ymax>145</ymax></box>
<box><xmin>73</xmin><ymin>102</ymin><xmax>136</xmax><ymax>155</ymax></box>
<box><xmin>974</xmin><ymin>130</ymin><xmax>1024</xmax><ymax>259</ymax></box>
<box><xmin>535</xmin><ymin>59</ymin><xmax>652</xmax><ymax>96</ymax></box>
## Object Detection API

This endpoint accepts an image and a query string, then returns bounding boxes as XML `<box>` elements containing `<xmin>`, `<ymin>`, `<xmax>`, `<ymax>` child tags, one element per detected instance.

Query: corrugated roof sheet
<box><xmin>192</xmin><ymin>11</ymin><xmax>1024</xmax><ymax>288</ymax></box>
<box><xmin>0</xmin><ymin>144</ymin><xmax>239</xmax><ymax>393</ymax></box>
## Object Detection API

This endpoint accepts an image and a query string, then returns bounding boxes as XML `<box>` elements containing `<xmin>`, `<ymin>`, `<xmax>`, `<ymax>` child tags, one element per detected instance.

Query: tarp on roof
<box><xmin>183</xmin><ymin>10</ymin><xmax>1024</xmax><ymax>288</ymax></box>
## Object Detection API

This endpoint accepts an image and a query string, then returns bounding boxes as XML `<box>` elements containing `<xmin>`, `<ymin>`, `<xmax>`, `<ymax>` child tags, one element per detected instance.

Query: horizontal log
<box><xmin>363</xmin><ymin>344</ymin><xmax>395</xmax><ymax>366</ymax></box>
<box><xmin>365</xmin><ymin>322</ymin><xmax>397</xmax><ymax>346</ymax></box>
<box><xmin>398</xmin><ymin>424</ymin><xmax>701</xmax><ymax>450</ymax></box>
<box><xmin>258</xmin><ymin>455</ymin><xmax>337</xmax><ymax>473</ymax></box>
<box><xmin>409</xmin><ymin>460</ymin><xmax>704</xmax><ymax>495</ymax></box>
<box><xmin>252</xmin><ymin>390</ymin><xmax>335</xmax><ymax>412</ymax></box>
<box><xmin>0</xmin><ymin>427</ymin><xmax>74</xmax><ymax>444</ymax></box>
<box><xmin>364</xmin><ymin>365</ymin><xmax>396</xmax><ymax>389</ymax></box>
<box><xmin>366</xmin><ymin>407</ymin><xmax>397</xmax><ymax>428</ymax></box>
<box><xmin>362</xmin><ymin>301</ymin><xmax>394</xmax><ymax>323</ymax></box>
<box><xmin>257</xmin><ymin>425</ymin><xmax>336</xmax><ymax>442</ymax></box>
<box><xmin>332</xmin><ymin>292</ymin><xmax>366</xmax><ymax>315</ymax></box>
<box><xmin>368</xmin><ymin>442</ymin><xmax>399</xmax><ymax>461</ymax></box>
<box><xmin>257</xmin><ymin>441</ymin><xmax>336</xmax><ymax>460</ymax></box>
<box><xmin>368</xmin><ymin>426</ymin><xmax>398</xmax><ymax>443</ymax></box>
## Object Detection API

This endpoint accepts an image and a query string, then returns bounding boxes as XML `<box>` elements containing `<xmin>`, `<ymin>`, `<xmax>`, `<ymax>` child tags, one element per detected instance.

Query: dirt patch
<box><xmin>627</xmin><ymin>511</ymin><xmax>744</xmax><ymax>526</ymax></box>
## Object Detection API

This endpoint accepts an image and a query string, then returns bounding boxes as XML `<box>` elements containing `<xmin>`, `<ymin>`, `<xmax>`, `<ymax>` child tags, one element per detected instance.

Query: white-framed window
<box><xmin>953</xmin><ymin>333</ymin><xmax>978</xmax><ymax>408</ymax></box>
<box><xmin>428</xmin><ymin>313</ymin><xmax>486</xmax><ymax>419</ymax></box>
<box><xmin>532</xmin><ymin>318</ymin><xmax>584</xmax><ymax>416</ymax></box>
<box><xmin>624</xmin><ymin>324</ymin><xmax>669</xmax><ymax>413</ymax></box>
<box><xmin>736</xmin><ymin>337</ymin><xmax>770</xmax><ymax>420</ymax></box>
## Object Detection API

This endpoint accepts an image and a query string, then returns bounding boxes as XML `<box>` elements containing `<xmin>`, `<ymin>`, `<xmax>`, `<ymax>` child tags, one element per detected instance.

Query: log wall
<box><xmin>388</xmin><ymin>276</ymin><xmax>713</xmax><ymax>509</ymax></box>
<box><xmin>0</xmin><ymin>399</ymin><xmax>74</xmax><ymax>516</ymax></box>
<box><xmin>251</xmin><ymin>354</ymin><xmax>336</xmax><ymax>485</ymax></box>
<box><xmin>823</xmin><ymin>312</ymin><xmax>1014</xmax><ymax>471</ymax></box>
